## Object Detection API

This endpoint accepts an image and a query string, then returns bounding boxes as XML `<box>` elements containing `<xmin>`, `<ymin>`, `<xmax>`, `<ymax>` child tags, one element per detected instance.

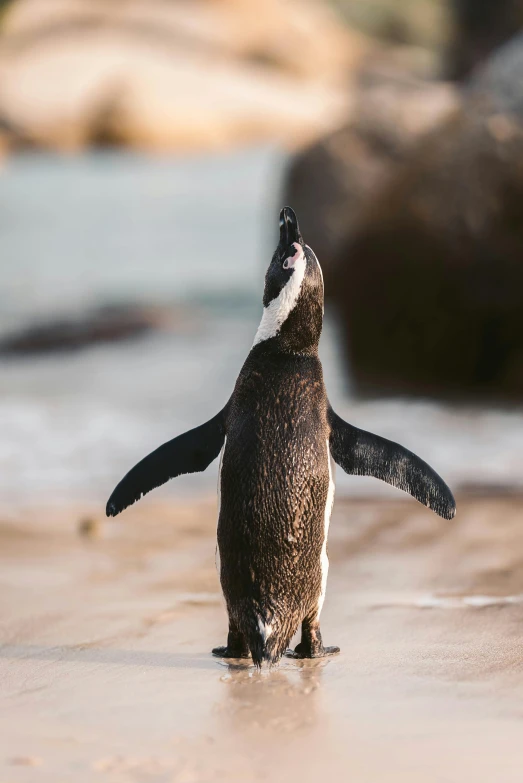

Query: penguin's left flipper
<box><xmin>328</xmin><ymin>407</ymin><xmax>456</xmax><ymax>520</ymax></box>
<box><xmin>106</xmin><ymin>407</ymin><xmax>227</xmax><ymax>517</ymax></box>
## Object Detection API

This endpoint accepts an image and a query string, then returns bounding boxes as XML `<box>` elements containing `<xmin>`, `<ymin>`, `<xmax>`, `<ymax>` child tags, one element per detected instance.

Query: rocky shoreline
<box><xmin>0</xmin><ymin>0</ymin><xmax>366</xmax><ymax>154</ymax></box>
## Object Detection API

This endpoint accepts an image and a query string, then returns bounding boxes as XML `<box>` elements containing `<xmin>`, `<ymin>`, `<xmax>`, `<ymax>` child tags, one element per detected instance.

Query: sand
<box><xmin>1</xmin><ymin>494</ymin><xmax>523</xmax><ymax>782</ymax></box>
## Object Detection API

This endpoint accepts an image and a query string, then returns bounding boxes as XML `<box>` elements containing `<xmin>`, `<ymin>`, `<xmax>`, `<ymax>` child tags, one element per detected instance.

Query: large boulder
<box><xmin>0</xmin><ymin>0</ymin><xmax>366</xmax><ymax>152</ymax></box>
<box><xmin>283</xmin><ymin>68</ymin><xmax>458</xmax><ymax>285</ymax></box>
<box><xmin>469</xmin><ymin>30</ymin><xmax>523</xmax><ymax>117</ymax></box>
<box><xmin>1</xmin><ymin>0</ymin><xmax>364</xmax><ymax>85</ymax></box>
<box><xmin>333</xmin><ymin>102</ymin><xmax>523</xmax><ymax>401</ymax></box>
<box><xmin>0</xmin><ymin>304</ymin><xmax>176</xmax><ymax>356</ymax></box>
<box><xmin>447</xmin><ymin>0</ymin><xmax>523</xmax><ymax>80</ymax></box>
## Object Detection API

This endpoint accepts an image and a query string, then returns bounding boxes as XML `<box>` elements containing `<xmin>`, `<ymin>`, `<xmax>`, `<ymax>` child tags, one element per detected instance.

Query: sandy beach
<box><xmin>1</xmin><ymin>493</ymin><xmax>523</xmax><ymax>782</ymax></box>
<box><xmin>2</xmin><ymin>1</ymin><xmax>523</xmax><ymax>779</ymax></box>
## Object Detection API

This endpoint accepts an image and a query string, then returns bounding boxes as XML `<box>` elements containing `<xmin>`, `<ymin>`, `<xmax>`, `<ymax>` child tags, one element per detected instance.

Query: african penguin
<box><xmin>106</xmin><ymin>206</ymin><xmax>456</xmax><ymax>667</ymax></box>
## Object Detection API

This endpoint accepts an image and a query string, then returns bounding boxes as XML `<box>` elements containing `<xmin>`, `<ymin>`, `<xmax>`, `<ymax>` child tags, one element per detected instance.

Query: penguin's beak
<box><xmin>279</xmin><ymin>206</ymin><xmax>302</xmax><ymax>247</ymax></box>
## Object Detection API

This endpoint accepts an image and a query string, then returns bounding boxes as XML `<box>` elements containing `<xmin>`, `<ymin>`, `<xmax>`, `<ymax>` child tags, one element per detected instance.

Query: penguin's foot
<box><xmin>212</xmin><ymin>645</ymin><xmax>252</xmax><ymax>660</ymax></box>
<box><xmin>285</xmin><ymin>642</ymin><xmax>340</xmax><ymax>659</ymax></box>
<box><xmin>212</xmin><ymin>627</ymin><xmax>251</xmax><ymax>659</ymax></box>
<box><xmin>286</xmin><ymin>616</ymin><xmax>340</xmax><ymax>659</ymax></box>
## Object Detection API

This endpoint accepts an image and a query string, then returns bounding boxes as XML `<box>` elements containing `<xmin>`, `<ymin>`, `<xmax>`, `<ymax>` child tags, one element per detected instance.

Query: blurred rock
<box><xmin>3</xmin><ymin>0</ymin><xmax>364</xmax><ymax>84</ymax></box>
<box><xmin>333</xmin><ymin>102</ymin><xmax>523</xmax><ymax>401</ymax></box>
<box><xmin>0</xmin><ymin>0</ymin><xmax>366</xmax><ymax>152</ymax></box>
<box><xmin>331</xmin><ymin>0</ymin><xmax>451</xmax><ymax>54</ymax></box>
<box><xmin>469</xmin><ymin>31</ymin><xmax>523</xmax><ymax>117</ymax></box>
<box><xmin>0</xmin><ymin>304</ymin><xmax>176</xmax><ymax>356</ymax></box>
<box><xmin>283</xmin><ymin>68</ymin><xmax>458</xmax><ymax>285</ymax></box>
<box><xmin>447</xmin><ymin>0</ymin><xmax>523</xmax><ymax>80</ymax></box>
<box><xmin>0</xmin><ymin>126</ymin><xmax>9</xmax><ymax>156</ymax></box>
<box><xmin>0</xmin><ymin>110</ymin><xmax>36</xmax><ymax>152</ymax></box>
<box><xmin>8</xmin><ymin>757</ymin><xmax>43</xmax><ymax>767</ymax></box>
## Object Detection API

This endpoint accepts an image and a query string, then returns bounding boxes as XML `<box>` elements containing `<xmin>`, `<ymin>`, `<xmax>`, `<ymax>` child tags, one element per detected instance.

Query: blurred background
<box><xmin>1</xmin><ymin>0</ymin><xmax>523</xmax><ymax>510</ymax></box>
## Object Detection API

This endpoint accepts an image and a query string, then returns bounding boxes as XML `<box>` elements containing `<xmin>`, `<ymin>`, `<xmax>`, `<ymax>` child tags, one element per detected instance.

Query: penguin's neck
<box><xmin>252</xmin><ymin>293</ymin><xmax>323</xmax><ymax>356</ymax></box>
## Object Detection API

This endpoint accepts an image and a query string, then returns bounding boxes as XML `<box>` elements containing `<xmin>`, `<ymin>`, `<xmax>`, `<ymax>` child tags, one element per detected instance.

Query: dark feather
<box><xmin>106</xmin><ymin>407</ymin><xmax>227</xmax><ymax>517</ymax></box>
<box><xmin>328</xmin><ymin>407</ymin><xmax>456</xmax><ymax>520</ymax></box>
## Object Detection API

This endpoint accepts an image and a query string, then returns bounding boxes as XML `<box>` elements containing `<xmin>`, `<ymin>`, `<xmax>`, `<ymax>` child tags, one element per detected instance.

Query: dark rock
<box><xmin>283</xmin><ymin>72</ymin><xmax>457</xmax><ymax>290</ymax></box>
<box><xmin>334</xmin><ymin>104</ymin><xmax>523</xmax><ymax>401</ymax></box>
<box><xmin>0</xmin><ymin>0</ymin><xmax>358</xmax><ymax>153</ymax></box>
<box><xmin>469</xmin><ymin>31</ymin><xmax>523</xmax><ymax>117</ymax></box>
<box><xmin>0</xmin><ymin>304</ymin><xmax>173</xmax><ymax>356</ymax></box>
<box><xmin>447</xmin><ymin>0</ymin><xmax>523</xmax><ymax>80</ymax></box>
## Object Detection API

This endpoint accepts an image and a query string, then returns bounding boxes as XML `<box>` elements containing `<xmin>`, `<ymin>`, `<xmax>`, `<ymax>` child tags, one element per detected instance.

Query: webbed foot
<box><xmin>212</xmin><ymin>627</ymin><xmax>251</xmax><ymax>659</ymax></box>
<box><xmin>212</xmin><ymin>645</ymin><xmax>251</xmax><ymax>659</ymax></box>
<box><xmin>285</xmin><ymin>642</ymin><xmax>340</xmax><ymax>659</ymax></box>
<box><xmin>286</xmin><ymin>615</ymin><xmax>340</xmax><ymax>659</ymax></box>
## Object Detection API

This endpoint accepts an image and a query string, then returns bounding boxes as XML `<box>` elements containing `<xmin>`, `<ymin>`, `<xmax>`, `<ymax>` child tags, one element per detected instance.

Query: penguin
<box><xmin>106</xmin><ymin>206</ymin><xmax>456</xmax><ymax>667</ymax></box>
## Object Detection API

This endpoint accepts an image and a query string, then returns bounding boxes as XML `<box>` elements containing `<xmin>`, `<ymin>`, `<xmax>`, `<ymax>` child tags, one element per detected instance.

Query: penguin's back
<box><xmin>218</xmin><ymin>351</ymin><xmax>331</xmax><ymax>637</ymax></box>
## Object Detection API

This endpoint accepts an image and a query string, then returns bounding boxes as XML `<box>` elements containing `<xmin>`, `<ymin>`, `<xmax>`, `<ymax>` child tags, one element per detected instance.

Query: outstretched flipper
<box><xmin>328</xmin><ymin>407</ymin><xmax>456</xmax><ymax>520</ymax></box>
<box><xmin>106</xmin><ymin>406</ymin><xmax>228</xmax><ymax>517</ymax></box>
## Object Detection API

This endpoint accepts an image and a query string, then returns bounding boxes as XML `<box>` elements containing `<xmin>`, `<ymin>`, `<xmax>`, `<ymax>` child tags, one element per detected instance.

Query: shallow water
<box><xmin>0</xmin><ymin>150</ymin><xmax>522</xmax><ymax>507</ymax></box>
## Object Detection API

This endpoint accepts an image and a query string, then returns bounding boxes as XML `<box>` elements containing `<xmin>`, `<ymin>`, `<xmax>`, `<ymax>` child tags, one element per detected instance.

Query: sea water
<box><xmin>0</xmin><ymin>150</ymin><xmax>522</xmax><ymax>507</ymax></box>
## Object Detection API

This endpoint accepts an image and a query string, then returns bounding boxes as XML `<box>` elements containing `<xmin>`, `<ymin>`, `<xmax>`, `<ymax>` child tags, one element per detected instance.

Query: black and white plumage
<box><xmin>106</xmin><ymin>206</ymin><xmax>456</xmax><ymax>667</ymax></box>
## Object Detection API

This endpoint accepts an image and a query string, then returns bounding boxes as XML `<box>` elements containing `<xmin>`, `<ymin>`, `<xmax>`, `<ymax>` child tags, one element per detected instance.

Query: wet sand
<box><xmin>1</xmin><ymin>494</ymin><xmax>523</xmax><ymax>782</ymax></box>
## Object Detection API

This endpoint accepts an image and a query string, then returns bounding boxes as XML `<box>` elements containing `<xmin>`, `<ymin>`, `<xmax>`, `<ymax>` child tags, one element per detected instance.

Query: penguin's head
<box><xmin>253</xmin><ymin>206</ymin><xmax>324</xmax><ymax>352</ymax></box>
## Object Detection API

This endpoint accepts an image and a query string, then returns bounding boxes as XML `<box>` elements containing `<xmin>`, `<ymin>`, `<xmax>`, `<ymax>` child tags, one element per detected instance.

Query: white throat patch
<box><xmin>252</xmin><ymin>243</ymin><xmax>307</xmax><ymax>347</ymax></box>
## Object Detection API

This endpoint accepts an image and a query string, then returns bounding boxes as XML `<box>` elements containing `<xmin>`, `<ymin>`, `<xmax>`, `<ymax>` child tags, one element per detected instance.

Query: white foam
<box><xmin>2</xmin><ymin>313</ymin><xmax>523</xmax><ymax>508</ymax></box>
<box><xmin>252</xmin><ymin>243</ymin><xmax>306</xmax><ymax>346</ymax></box>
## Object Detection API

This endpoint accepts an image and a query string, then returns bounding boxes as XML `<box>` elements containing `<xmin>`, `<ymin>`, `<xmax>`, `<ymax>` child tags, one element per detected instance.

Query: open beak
<box><xmin>279</xmin><ymin>206</ymin><xmax>302</xmax><ymax>247</ymax></box>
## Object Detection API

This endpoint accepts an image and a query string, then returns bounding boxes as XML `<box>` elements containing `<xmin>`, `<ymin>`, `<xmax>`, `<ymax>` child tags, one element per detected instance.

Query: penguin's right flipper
<box><xmin>328</xmin><ymin>407</ymin><xmax>456</xmax><ymax>520</ymax></box>
<box><xmin>106</xmin><ymin>407</ymin><xmax>227</xmax><ymax>517</ymax></box>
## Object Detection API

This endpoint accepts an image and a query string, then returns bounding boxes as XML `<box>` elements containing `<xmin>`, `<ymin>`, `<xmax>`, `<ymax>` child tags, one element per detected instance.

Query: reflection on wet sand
<box><xmin>217</xmin><ymin>659</ymin><xmax>326</xmax><ymax>735</ymax></box>
<box><xmin>2</xmin><ymin>495</ymin><xmax>523</xmax><ymax>781</ymax></box>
